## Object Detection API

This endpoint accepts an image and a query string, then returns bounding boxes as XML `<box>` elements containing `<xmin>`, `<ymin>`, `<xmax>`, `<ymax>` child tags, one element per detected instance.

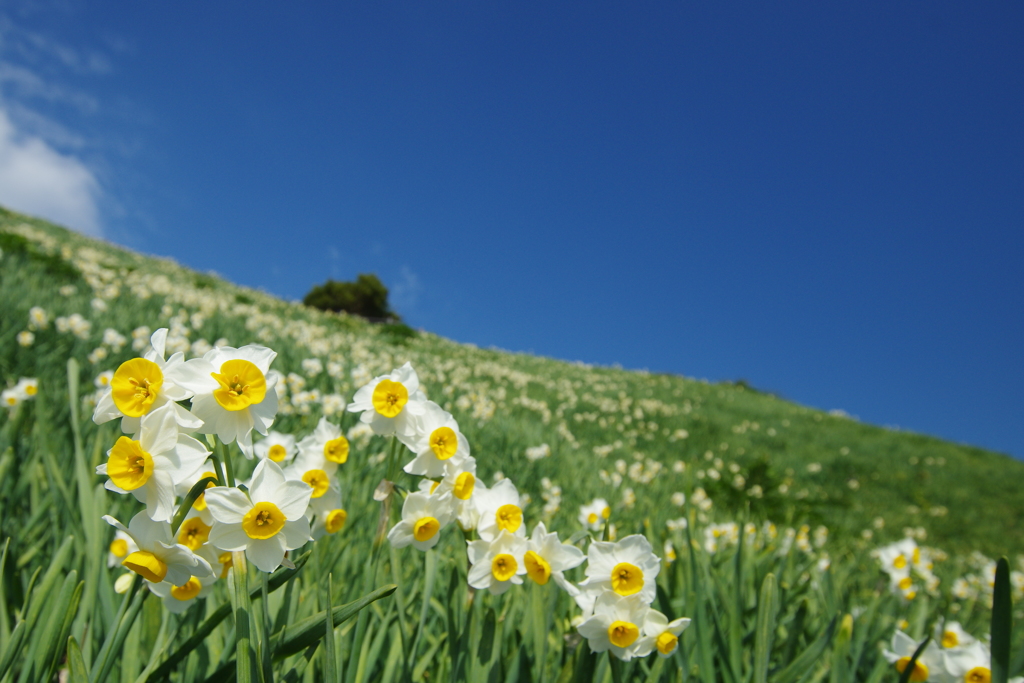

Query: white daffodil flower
<box><xmin>579</xmin><ymin>498</ymin><xmax>611</xmax><ymax>531</ymax></box>
<box><xmin>106</xmin><ymin>529</ymin><xmax>138</xmax><ymax>568</ymax></box>
<box><xmin>943</xmin><ymin>640</ymin><xmax>994</xmax><ymax>683</ymax></box>
<box><xmin>176</xmin><ymin>344</ymin><xmax>279</xmax><ymax>458</ymax></box>
<box><xmin>873</xmin><ymin>538</ymin><xmax>919</xmax><ymax>576</ymax></box>
<box><xmin>93</xmin><ymin>328</ymin><xmax>202</xmax><ymax>435</ymax></box>
<box><xmin>467</xmin><ymin>529</ymin><xmax>528</xmax><ymax>596</ymax></box>
<box><xmin>882</xmin><ymin>630</ymin><xmax>943</xmax><ymax>683</ymax></box>
<box><xmin>388</xmin><ymin>491</ymin><xmax>455</xmax><ymax>551</ymax></box>
<box><xmin>577</xmin><ymin>592</ymin><xmax>653</xmax><ymax>661</ymax></box>
<box><xmin>637</xmin><ymin>610</ymin><xmax>691</xmax><ymax>658</ymax></box>
<box><xmin>103</xmin><ymin>512</ymin><xmax>213</xmax><ymax>586</ymax></box>
<box><xmin>401</xmin><ymin>401</ymin><xmax>470</xmax><ymax>477</ymax></box>
<box><xmin>176</xmin><ymin>510</ymin><xmax>213</xmax><ymax>552</ymax></box>
<box><xmin>308</xmin><ymin>483</ymin><xmax>347</xmax><ymax>540</ymax></box>
<box><xmin>175</xmin><ymin>460</ymin><xmax>220</xmax><ymax>524</ymax></box>
<box><xmin>475</xmin><ymin>479</ymin><xmax>526</xmax><ymax>542</ymax></box>
<box><xmin>204</xmin><ymin>459</ymin><xmax>312</xmax><ymax>573</ymax></box>
<box><xmin>148</xmin><ymin>572</ymin><xmax>216</xmax><ymax>614</ymax></box>
<box><xmin>576</xmin><ymin>535</ymin><xmax>661</xmax><ymax>616</ymax></box>
<box><xmin>96</xmin><ymin>403</ymin><xmax>210</xmax><ymax>522</ymax></box>
<box><xmin>524</xmin><ymin>522</ymin><xmax>585</xmax><ymax>596</ymax></box>
<box><xmin>293</xmin><ymin>417</ymin><xmax>349</xmax><ymax>476</ymax></box>
<box><xmin>346</xmin><ymin>362</ymin><xmax>427</xmax><ymax>438</ymax></box>
<box><xmin>254</xmin><ymin>431</ymin><xmax>298</xmax><ymax>464</ymax></box>
<box><xmin>934</xmin><ymin>620</ymin><xmax>978</xmax><ymax>652</ymax></box>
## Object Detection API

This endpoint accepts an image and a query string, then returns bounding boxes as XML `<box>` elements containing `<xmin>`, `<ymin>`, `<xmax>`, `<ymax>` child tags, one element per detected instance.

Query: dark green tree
<box><xmin>302</xmin><ymin>273</ymin><xmax>399</xmax><ymax>321</ymax></box>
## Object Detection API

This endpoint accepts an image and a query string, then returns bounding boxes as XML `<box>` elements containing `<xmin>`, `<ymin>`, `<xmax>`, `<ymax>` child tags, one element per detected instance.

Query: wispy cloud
<box><xmin>0</xmin><ymin>108</ymin><xmax>101</xmax><ymax>235</ymax></box>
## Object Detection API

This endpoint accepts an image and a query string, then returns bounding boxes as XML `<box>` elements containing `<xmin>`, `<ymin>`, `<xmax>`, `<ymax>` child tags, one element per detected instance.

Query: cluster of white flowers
<box><xmin>951</xmin><ymin>553</ymin><xmax>1024</xmax><ymax>603</ymax></box>
<box><xmin>872</xmin><ymin>537</ymin><xmax>941</xmax><ymax>600</ymax></box>
<box><xmin>2</xmin><ymin>377</ymin><xmax>39</xmax><ymax>408</ymax></box>
<box><xmin>884</xmin><ymin>625</ymin><xmax>1023</xmax><ymax>683</ymax></box>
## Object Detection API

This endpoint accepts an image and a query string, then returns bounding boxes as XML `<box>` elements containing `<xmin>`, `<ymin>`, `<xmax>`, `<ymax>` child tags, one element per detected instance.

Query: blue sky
<box><xmin>1</xmin><ymin>2</ymin><xmax>1022</xmax><ymax>457</ymax></box>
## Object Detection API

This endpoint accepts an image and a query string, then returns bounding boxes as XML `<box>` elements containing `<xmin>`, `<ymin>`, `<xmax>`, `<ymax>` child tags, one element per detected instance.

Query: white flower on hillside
<box><xmin>204</xmin><ymin>460</ymin><xmax>312</xmax><ymax>572</ymax></box>
<box><xmin>577</xmin><ymin>592</ymin><xmax>652</xmax><ymax>661</ymax></box>
<box><xmin>177</xmin><ymin>344</ymin><xmax>279</xmax><ymax>458</ymax></box>
<box><xmin>873</xmin><ymin>538</ymin><xmax>919</xmax><ymax>576</ymax></box>
<box><xmin>943</xmin><ymin>640</ymin><xmax>994</xmax><ymax>682</ymax></box>
<box><xmin>346</xmin><ymin>362</ymin><xmax>427</xmax><ymax>437</ymax></box>
<box><xmin>93</xmin><ymin>328</ymin><xmax>202</xmax><ymax>436</ymax></box>
<box><xmin>106</xmin><ymin>529</ymin><xmax>138</xmax><ymax>568</ymax></box>
<box><xmin>103</xmin><ymin>512</ymin><xmax>213</xmax><ymax>585</ymax></box>
<box><xmin>254</xmin><ymin>431</ymin><xmax>297</xmax><ymax>464</ymax></box>
<box><xmin>148</xmin><ymin>573</ymin><xmax>216</xmax><ymax>614</ymax></box>
<box><xmin>401</xmin><ymin>402</ymin><xmax>470</xmax><ymax>477</ymax></box>
<box><xmin>638</xmin><ymin>610</ymin><xmax>691</xmax><ymax>658</ymax></box>
<box><xmin>467</xmin><ymin>530</ymin><xmax>528</xmax><ymax>595</ymax></box>
<box><xmin>96</xmin><ymin>403</ymin><xmax>210</xmax><ymax>522</ymax></box>
<box><xmin>293</xmin><ymin>417</ymin><xmax>349</xmax><ymax>474</ymax></box>
<box><xmin>934</xmin><ymin>621</ymin><xmax>977</xmax><ymax>652</ymax></box>
<box><xmin>523</xmin><ymin>522</ymin><xmax>585</xmax><ymax>595</ymax></box>
<box><xmin>882</xmin><ymin>630</ymin><xmax>943</xmax><ymax>683</ymax></box>
<box><xmin>308</xmin><ymin>482</ymin><xmax>346</xmax><ymax>540</ymax></box>
<box><xmin>13</xmin><ymin>378</ymin><xmax>38</xmax><ymax>401</ymax></box>
<box><xmin>387</xmin><ymin>491</ymin><xmax>455</xmax><ymax>551</ymax></box>
<box><xmin>579</xmin><ymin>498</ymin><xmax>611</xmax><ymax>531</ymax></box>
<box><xmin>475</xmin><ymin>479</ymin><xmax>525</xmax><ymax>542</ymax></box>
<box><xmin>576</xmin><ymin>536</ymin><xmax>661</xmax><ymax>615</ymax></box>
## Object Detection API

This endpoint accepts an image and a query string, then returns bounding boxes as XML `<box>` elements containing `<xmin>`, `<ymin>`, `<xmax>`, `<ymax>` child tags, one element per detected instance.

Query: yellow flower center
<box><xmin>302</xmin><ymin>469</ymin><xmax>329</xmax><ymax>498</ymax></box>
<box><xmin>123</xmin><ymin>551</ymin><xmax>168</xmax><ymax>583</ymax></box>
<box><xmin>898</xmin><ymin>576</ymin><xmax>913</xmax><ymax>590</ymax></box>
<box><xmin>611</xmin><ymin>562</ymin><xmax>643</xmax><ymax>596</ymax></box>
<box><xmin>491</xmin><ymin>553</ymin><xmax>517</xmax><ymax>582</ymax></box>
<box><xmin>893</xmin><ymin>555</ymin><xmax>907</xmax><ymax>569</ymax></box>
<box><xmin>218</xmin><ymin>552</ymin><xmax>232</xmax><ymax>579</ymax></box>
<box><xmin>24</xmin><ymin>384</ymin><xmax>37</xmax><ymax>396</ymax></box>
<box><xmin>193</xmin><ymin>471</ymin><xmax>218</xmax><ymax>511</ymax></box>
<box><xmin>413</xmin><ymin>516</ymin><xmax>441</xmax><ymax>542</ymax></box>
<box><xmin>268</xmin><ymin>444</ymin><xmax>288</xmax><ymax>462</ymax></box>
<box><xmin>912</xmin><ymin>547</ymin><xmax>921</xmax><ymax>564</ymax></box>
<box><xmin>602</xmin><ymin>506</ymin><xmax>611</xmax><ymax>519</ymax></box>
<box><xmin>429</xmin><ymin>427</ymin><xmax>458</xmax><ymax>460</ymax></box>
<box><xmin>111</xmin><ymin>358</ymin><xmax>164</xmax><ymax>417</ymax></box>
<box><xmin>965</xmin><ymin>667</ymin><xmax>991</xmax><ymax>683</ymax></box>
<box><xmin>524</xmin><ymin>550</ymin><xmax>551</xmax><ymax>585</ymax></box>
<box><xmin>177</xmin><ymin>517</ymin><xmax>212</xmax><ymax>551</ymax></box>
<box><xmin>942</xmin><ymin>630</ymin><xmax>959</xmax><ymax>648</ymax></box>
<box><xmin>453</xmin><ymin>472</ymin><xmax>475</xmax><ymax>500</ymax></box>
<box><xmin>109</xmin><ymin>538</ymin><xmax>128</xmax><ymax>558</ymax></box>
<box><xmin>107</xmin><ymin>437</ymin><xmax>154</xmax><ymax>491</ymax></box>
<box><xmin>895</xmin><ymin>657</ymin><xmax>929</xmax><ymax>683</ymax></box>
<box><xmin>324</xmin><ymin>436</ymin><xmax>349</xmax><ymax>464</ymax></box>
<box><xmin>588</xmin><ymin>513</ymin><xmax>598</xmax><ymax>525</ymax></box>
<box><xmin>325</xmin><ymin>509</ymin><xmax>347</xmax><ymax>534</ymax></box>
<box><xmin>242</xmin><ymin>501</ymin><xmax>285</xmax><ymax>539</ymax></box>
<box><xmin>4</xmin><ymin>396</ymin><xmax>16</xmax><ymax>406</ymax></box>
<box><xmin>170</xmin><ymin>577</ymin><xmax>202</xmax><ymax>601</ymax></box>
<box><xmin>371</xmin><ymin>379</ymin><xmax>408</xmax><ymax>418</ymax></box>
<box><xmin>607</xmin><ymin>621</ymin><xmax>639</xmax><ymax>649</ymax></box>
<box><xmin>211</xmin><ymin>359</ymin><xmax>267</xmax><ymax>411</ymax></box>
<box><xmin>495</xmin><ymin>504</ymin><xmax>522</xmax><ymax>534</ymax></box>
<box><xmin>656</xmin><ymin>632</ymin><xmax>678</xmax><ymax>655</ymax></box>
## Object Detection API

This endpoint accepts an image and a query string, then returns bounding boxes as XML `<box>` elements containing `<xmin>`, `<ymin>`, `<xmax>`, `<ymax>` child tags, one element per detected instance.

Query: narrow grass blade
<box><xmin>66</xmin><ymin>636</ymin><xmax>89</xmax><ymax>683</ymax></box>
<box><xmin>272</xmin><ymin>583</ymin><xmax>396</xmax><ymax>660</ymax></box>
<box><xmin>0</xmin><ymin>621</ymin><xmax>26</xmax><ymax>681</ymax></box>
<box><xmin>170</xmin><ymin>477</ymin><xmax>217</xmax><ymax>536</ymax></box>
<box><xmin>773</xmin><ymin>614</ymin><xmax>839</xmax><ymax>683</ymax></box>
<box><xmin>324</xmin><ymin>575</ymin><xmax>339</xmax><ymax>683</ymax></box>
<box><xmin>753</xmin><ymin>573</ymin><xmax>778</xmax><ymax>683</ymax></box>
<box><xmin>230</xmin><ymin>553</ymin><xmax>256</xmax><ymax>683</ymax></box>
<box><xmin>991</xmin><ymin>557</ymin><xmax>1012</xmax><ymax>683</ymax></box>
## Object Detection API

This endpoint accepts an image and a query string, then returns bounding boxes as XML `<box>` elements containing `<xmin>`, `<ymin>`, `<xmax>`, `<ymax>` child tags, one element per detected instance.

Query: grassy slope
<box><xmin>1</xmin><ymin>205</ymin><xmax>1021</xmax><ymax>557</ymax></box>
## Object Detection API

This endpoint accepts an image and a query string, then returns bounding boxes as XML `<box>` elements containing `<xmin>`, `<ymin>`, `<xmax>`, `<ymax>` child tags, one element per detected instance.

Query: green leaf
<box><xmin>66</xmin><ymin>636</ymin><xmax>89</xmax><ymax>683</ymax></box>
<box><xmin>170</xmin><ymin>477</ymin><xmax>217</xmax><ymax>536</ymax></box>
<box><xmin>991</xmin><ymin>557</ymin><xmax>1013</xmax><ymax>683</ymax></box>
<box><xmin>753</xmin><ymin>573</ymin><xmax>778</xmax><ymax>683</ymax></box>
<box><xmin>323</xmin><ymin>575</ymin><xmax>339</xmax><ymax>683</ymax></box>
<box><xmin>272</xmin><ymin>583</ymin><xmax>397</xmax><ymax>660</ymax></box>
<box><xmin>896</xmin><ymin>636</ymin><xmax>931</xmax><ymax>683</ymax></box>
<box><xmin>230</xmin><ymin>554</ymin><xmax>256</xmax><ymax>683</ymax></box>
<box><xmin>477</xmin><ymin>608</ymin><xmax>496</xmax><ymax>665</ymax></box>
<box><xmin>0</xmin><ymin>621</ymin><xmax>26</xmax><ymax>681</ymax></box>
<box><xmin>772</xmin><ymin>614</ymin><xmax>839</xmax><ymax>683</ymax></box>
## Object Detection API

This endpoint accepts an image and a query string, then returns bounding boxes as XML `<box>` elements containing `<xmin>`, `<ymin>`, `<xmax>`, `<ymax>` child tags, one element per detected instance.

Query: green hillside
<box><xmin>2</xmin><ymin>205</ymin><xmax>1020</xmax><ymax>556</ymax></box>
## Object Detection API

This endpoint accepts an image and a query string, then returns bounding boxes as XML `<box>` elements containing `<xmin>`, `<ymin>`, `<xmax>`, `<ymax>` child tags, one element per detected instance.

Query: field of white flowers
<box><xmin>1</xmin><ymin>208</ymin><xmax>1023</xmax><ymax>682</ymax></box>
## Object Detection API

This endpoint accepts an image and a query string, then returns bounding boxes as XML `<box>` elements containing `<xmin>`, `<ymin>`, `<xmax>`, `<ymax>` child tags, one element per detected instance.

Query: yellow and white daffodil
<box><xmin>524</xmin><ymin>522</ymin><xmax>585</xmax><ymax>595</ymax></box>
<box><xmin>292</xmin><ymin>417</ymin><xmax>349</xmax><ymax>476</ymax></box>
<box><xmin>93</xmin><ymin>328</ymin><xmax>202</xmax><ymax>435</ymax></box>
<box><xmin>204</xmin><ymin>459</ymin><xmax>312</xmax><ymax>573</ymax></box>
<box><xmin>346</xmin><ymin>362</ymin><xmax>427</xmax><ymax>438</ymax></box>
<box><xmin>254</xmin><ymin>431</ymin><xmax>298</xmax><ymax>464</ymax></box>
<box><xmin>576</xmin><ymin>535</ymin><xmax>661</xmax><ymax>615</ymax></box>
<box><xmin>467</xmin><ymin>529</ymin><xmax>528</xmax><ymax>595</ymax></box>
<box><xmin>873</xmin><ymin>538</ymin><xmax>919</xmax><ymax>577</ymax></box>
<box><xmin>475</xmin><ymin>479</ymin><xmax>526</xmax><ymax>542</ymax></box>
<box><xmin>882</xmin><ymin>630</ymin><xmax>943</xmax><ymax>683</ymax></box>
<box><xmin>177</xmin><ymin>344</ymin><xmax>279</xmax><ymax>458</ymax></box>
<box><xmin>934</xmin><ymin>620</ymin><xmax>977</xmax><ymax>652</ymax></box>
<box><xmin>638</xmin><ymin>610</ymin><xmax>691</xmax><ymax>658</ymax></box>
<box><xmin>103</xmin><ymin>512</ymin><xmax>213</xmax><ymax>586</ymax></box>
<box><xmin>401</xmin><ymin>401</ymin><xmax>471</xmax><ymax>477</ymax></box>
<box><xmin>106</xmin><ymin>529</ymin><xmax>138</xmax><ymax>568</ymax></box>
<box><xmin>308</xmin><ymin>482</ymin><xmax>347</xmax><ymax>540</ymax></box>
<box><xmin>943</xmin><ymin>641</ymin><xmax>994</xmax><ymax>683</ymax></box>
<box><xmin>578</xmin><ymin>498</ymin><xmax>611</xmax><ymax>531</ymax></box>
<box><xmin>97</xmin><ymin>403</ymin><xmax>210</xmax><ymax>522</ymax></box>
<box><xmin>576</xmin><ymin>592</ymin><xmax>652</xmax><ymax>661</ymax></box>
<box><xmin>148</xmin><ymin>572</ymin><xmax>217</xmax><ymax>614</ymax></box>
<box><xmin>387</xmin><ymin>491</ymin><xmax>455</xmax><ymax>551</ymax></box>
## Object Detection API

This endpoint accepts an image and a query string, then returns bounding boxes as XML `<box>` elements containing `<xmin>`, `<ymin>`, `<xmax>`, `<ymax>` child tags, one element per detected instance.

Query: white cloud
<box><xmin>0</xmin><ymin>107</ymin><xmax>102</xmax><ymax>235</ymax></box>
